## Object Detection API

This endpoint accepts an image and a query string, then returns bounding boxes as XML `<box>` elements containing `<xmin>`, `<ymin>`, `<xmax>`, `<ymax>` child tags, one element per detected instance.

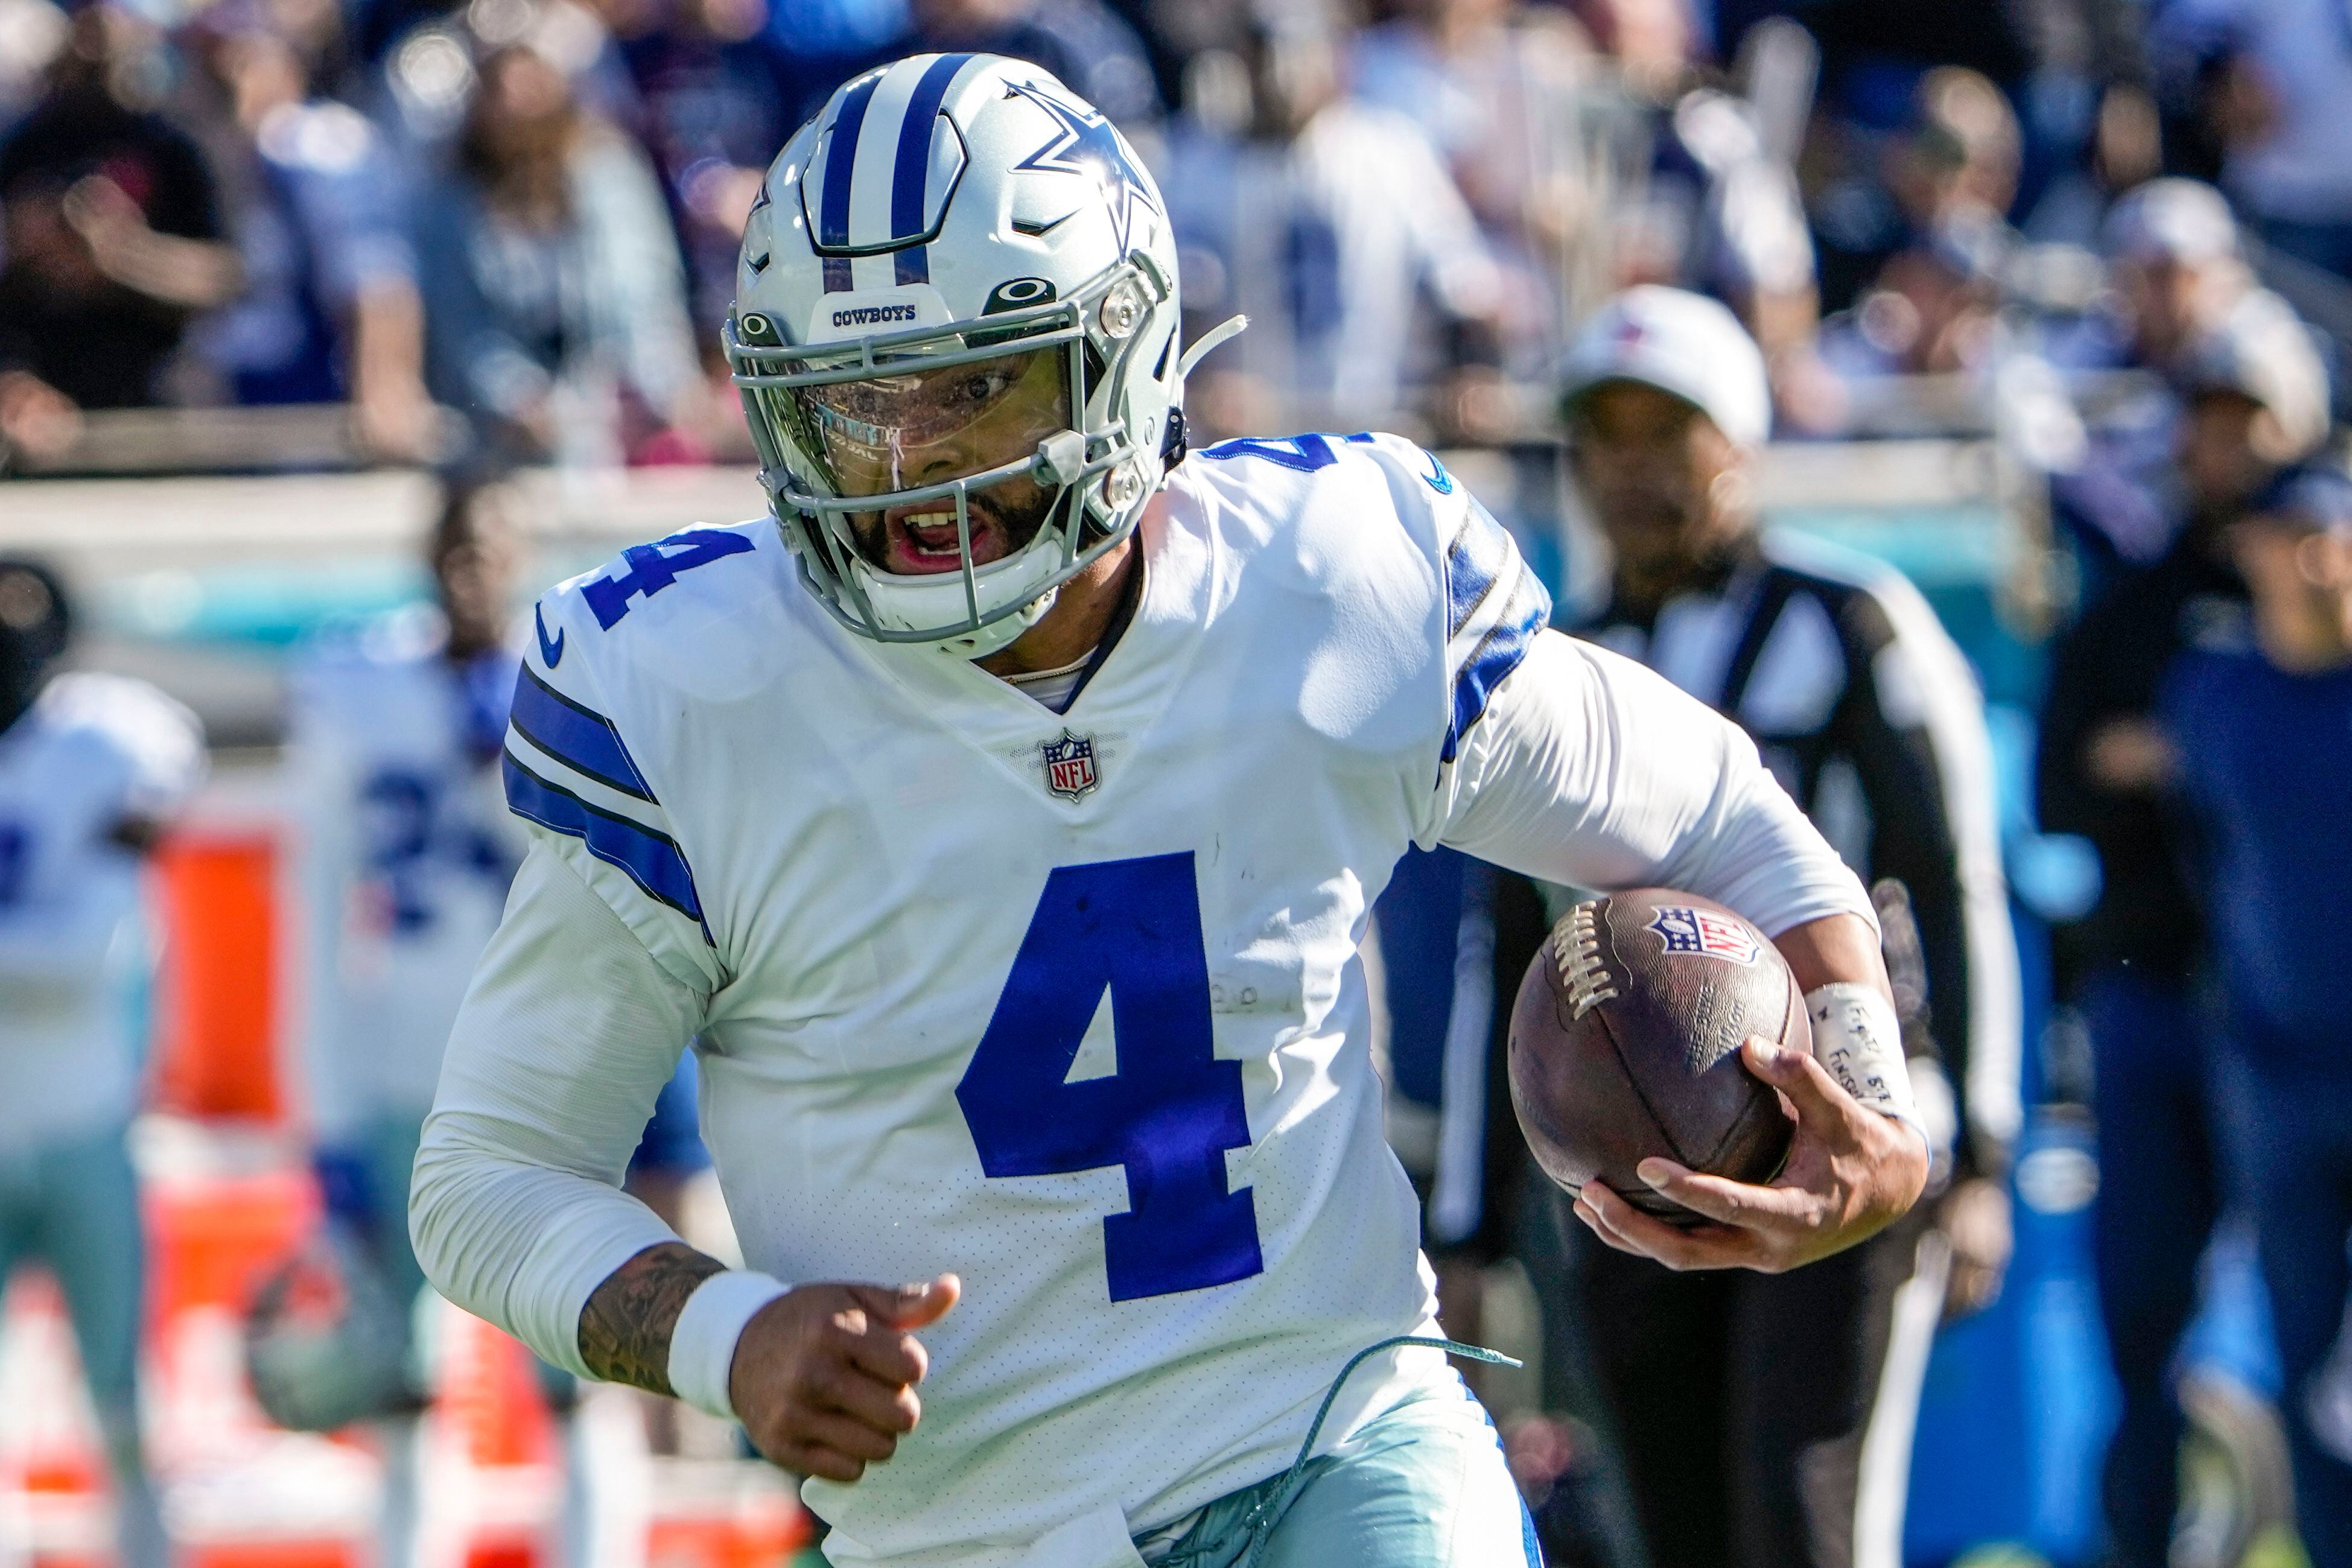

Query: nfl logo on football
<box><xmin>1042</xmin><ymin>730</ymin><xmax>1098</xmax><ymax>799</ymax></box>
<box><xmin>1646</xmin><ymin>904</ymin><xmax>1761</xmax><ymax>963</ymax></box>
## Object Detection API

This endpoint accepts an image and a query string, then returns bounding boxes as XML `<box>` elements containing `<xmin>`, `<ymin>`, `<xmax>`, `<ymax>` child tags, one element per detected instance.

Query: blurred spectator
<box><xmin>0</xmin><ymin>4</ymin><xmax>242</xmax><ymax>461</ymax></box>
<box><xmin>2160</xmin><ymin>462</ymin><xmax>2352</xmax><ymax>1566</ymax></box>
<box><xmin>414</xmin><ymin>40</ymin><xmax>704</xmax><ymax>464</ymax></box>
<box><xmin>2051</xmin><ymin>178</ymin><xmax>2253</xmax><ymax>376</ymax></box>
<box><xmin>1164</xmin><ymin>5</ymin><xmax>1505</xmax><ymax>436</ymax></box>
<box><xmin>0</xmin><ymin>0</ymin><xmax>69</xmax><ymax>125</ymax></box>
<box><xmin>2056</xmin><ymin>255</ymin><xmax>2327</xmax><ymax>585</ymax></box>
<box><xmin>2153</xmin><ymin>0</ymin><xmax>2352</xmax><ymax>282</ymax></box>
<box><xmin>185</xmin><ymin>7</ymin><xmax>437</xmax><ymax>459</ymax></box>
<box><xmin>889</xmin><ymin>0</ymin><xmax>1162</xmax><ymax>133</ymax></box>
<box><xmin>0</xmin><ymin>557</ymin><xmax>206</xmax><ymax>1568</ymax></box>
<box><xmin>1346</xmin><ymin>0</ymin><xmax>1586</xmax><ymax>364</ymax></box>
<box><xmin>1810</xmin><ymin>64</ymin><xmax>2019</xmax><ymax>314</ymax></box>
<box><xmin>1569</xmin><ymin>0</ymin><xmax>1819</xmax><ymax>358</ymax></box>
<box><xmin>1817</xmin><ymin>211</ymin><xmax>2004</xmax><ymax>381</ymax></box>
<box><xmin>604</xmin><ymin>0</ymin><xmax>795</xmax><ymax>336</ymax></box>
<box><xmin>2035</xmin><ymin>303</ymin><xmax>2327</xmax><ymax>1568</ymax></box>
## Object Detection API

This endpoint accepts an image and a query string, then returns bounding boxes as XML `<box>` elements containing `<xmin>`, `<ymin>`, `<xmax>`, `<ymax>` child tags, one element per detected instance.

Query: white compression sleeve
<box><xmin>1437</xmin><ymin>631</ymin><xmax>1878</xmax><ymax>939</ymax></box>
<box><xmin>410</xmin><ymin>841</ymin><xmax>710</xmax><ymax>1379</ymax></box>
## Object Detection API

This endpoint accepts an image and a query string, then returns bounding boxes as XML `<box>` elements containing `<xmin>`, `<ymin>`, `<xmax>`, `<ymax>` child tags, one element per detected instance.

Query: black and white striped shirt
<box><xmin>1576</xmin><ymin>528</ymin><xmax>2021</xmax><ymax>1173</ymax></box>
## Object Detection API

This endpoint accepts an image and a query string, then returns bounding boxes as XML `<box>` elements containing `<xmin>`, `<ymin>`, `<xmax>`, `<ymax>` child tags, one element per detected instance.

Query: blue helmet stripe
<box><xmin>890</xmin><ymin>52</ymin><xmax>971</xmax><ymax>285</ymax></box>
<box><xmin>820</xmin><ymin>72</ymin><xmax>879</xmax><ymax>251</ymax></box>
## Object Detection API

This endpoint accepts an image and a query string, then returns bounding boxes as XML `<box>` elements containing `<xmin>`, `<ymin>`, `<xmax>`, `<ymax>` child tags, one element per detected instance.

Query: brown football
<box><xmin>1507</xmin><ymin>888</ymin><xmax>1805</xmax><ymax>1227</ymax></box>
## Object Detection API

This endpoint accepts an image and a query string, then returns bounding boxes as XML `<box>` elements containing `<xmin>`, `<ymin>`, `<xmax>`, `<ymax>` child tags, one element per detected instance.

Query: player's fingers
<box><xmin>811</xmin><ymin>1357</ymin><xmax>922</xmax><ymax>1435</ymax></box>
<box><xmin>1581</xmin><ymin>1179</ymin><xmax>1766</xmax><ymax>1272</ymax></box>
<box><xmin>1741</xmin><ymin>1037</ymin><xmax>1860</xmax><ymax>1138</ymax></box>
<box><xmin>1572</xmin><ymin>1195</ymin><xmax>1652</xmax><ymax>1257</ymax></box>
<box><xmin>847</xmin><ymin>1274</ymin><xmax>961</xmax><ymax>1333</ymax></box>
<box><xmin>1633</xmin><ymin>1159</ymin><xmax>1814</xmax><ymax>1228</ymax></box>
<box><xmin>795</xmin><ymin>1408</ymin><xmax>901</xmax><ymax>1465</ymax></box>
<box><xmin>838</xmin><ymin>1321</ymin><xmax>929</xmax><ymax>1389</ymax></box>
<box><xmin>783</xmin><ymin>1438</ymin><xmax>868</xmax><ymax>1485</ymax></box>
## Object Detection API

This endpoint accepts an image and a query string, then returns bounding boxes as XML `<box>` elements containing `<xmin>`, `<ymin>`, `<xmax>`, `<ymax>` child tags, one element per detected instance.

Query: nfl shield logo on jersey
<box><xmin>1042</xmin><ymin>730</ymin><xmax>1099</xmax><ymax>799</ymax></box>
<box><xmin>1646</xmin><ymin>904</ymin><xmax>1761</xmax><ymax>964</ymax></box>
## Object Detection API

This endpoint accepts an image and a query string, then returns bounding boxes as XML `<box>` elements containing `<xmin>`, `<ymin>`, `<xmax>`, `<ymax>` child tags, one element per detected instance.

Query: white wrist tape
<box><xmin>667</xmin><ymin>1270</ymin><xmax>790</xmax><ymax>1422</ymax></box>
<box><xmin>1804</xmin><ymin>983</ymin><xmax>1927</xmax><ymax>1149</ymax></box>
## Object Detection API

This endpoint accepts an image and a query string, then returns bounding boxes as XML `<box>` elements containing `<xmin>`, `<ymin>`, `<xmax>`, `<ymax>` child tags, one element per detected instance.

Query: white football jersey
<box><xmin>0</xmin><ymin>672</ymin><xmax>205</xmax><ymax>1146</ymax></box>
<box><xmin>416</xmin><ymin>433</ymin><xmax>1875</xmax><ymax>1566</ymax></box>
<box><xmin>289</xmin><ymin>610</ymin><xmax>529</xmax><ymax>1132</ymax></box>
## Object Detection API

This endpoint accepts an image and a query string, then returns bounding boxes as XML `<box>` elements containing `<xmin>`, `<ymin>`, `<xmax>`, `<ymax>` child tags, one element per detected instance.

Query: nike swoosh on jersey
<box><xmin>535</xmin><ymin>603</ymin><xmax>565</xmax><ymax>667</ymax></box>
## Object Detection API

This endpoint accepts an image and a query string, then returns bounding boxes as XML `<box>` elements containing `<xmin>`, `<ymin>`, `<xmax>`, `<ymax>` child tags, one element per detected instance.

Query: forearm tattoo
<box><xmin>577</xmin><ymin>1241</ymin><xmax>726</xmax><ymax>1395</ymax></box>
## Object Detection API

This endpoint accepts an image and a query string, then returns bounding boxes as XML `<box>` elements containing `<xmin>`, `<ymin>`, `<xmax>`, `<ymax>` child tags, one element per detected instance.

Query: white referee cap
<box><xmin>1558</xmin><ymin>286</ymin><xmax>1772</xmax><ymax>449</ymax></box>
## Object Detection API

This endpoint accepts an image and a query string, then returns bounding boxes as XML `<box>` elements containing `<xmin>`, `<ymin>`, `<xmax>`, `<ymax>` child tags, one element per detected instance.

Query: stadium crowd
<box><xmin>5</xmin><ymin>0</ymin><xmax>2351</xmax><ymax>465</ymax></box>
<box><xmin>6</xmin><ymin>1</ymin><xmax>2352</xmax><ymax>1566</ymax></box>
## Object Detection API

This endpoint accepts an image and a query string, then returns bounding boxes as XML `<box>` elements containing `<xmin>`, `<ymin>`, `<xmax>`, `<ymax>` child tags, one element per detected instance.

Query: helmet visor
<box><xmin>785</xmin><ymin>344</ymin><xmax>1072</xmax><ymax>500</ymax></box>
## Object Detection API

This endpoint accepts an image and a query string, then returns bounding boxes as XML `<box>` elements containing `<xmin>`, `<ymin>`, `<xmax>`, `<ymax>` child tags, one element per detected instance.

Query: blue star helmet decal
<box><xmin>1006</xmin><ymin>80</ymin><xmax>1159</xmax><ymax>256</ymax></box>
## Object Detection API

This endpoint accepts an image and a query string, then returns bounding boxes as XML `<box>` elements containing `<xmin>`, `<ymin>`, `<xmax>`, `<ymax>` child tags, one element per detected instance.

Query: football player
<box><xmin>287</xmin><ymin>479</ymin><xmax>533</xmax><ymax>1563</ymax></box>
<box><xmin>410</xmin><ymin>55</ymin><xmax>1928</xmax><ymax>1567</ymax></box>
<box><xmin>0</xmin><ymin>557</ymin><xmax>205</xmax><ymax>1568</ymax></box>
<box><xmin>293</xmin><ymin>478</ymin><xmax>531</xmax><ymax>1313</ymax></box>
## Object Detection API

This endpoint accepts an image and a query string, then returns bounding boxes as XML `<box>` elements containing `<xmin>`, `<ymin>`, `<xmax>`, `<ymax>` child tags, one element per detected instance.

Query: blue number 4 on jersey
<box><xmin>956</xmin><ymin>852</ymin><xmax>1265</xmax><ymax>1302</ymax></box>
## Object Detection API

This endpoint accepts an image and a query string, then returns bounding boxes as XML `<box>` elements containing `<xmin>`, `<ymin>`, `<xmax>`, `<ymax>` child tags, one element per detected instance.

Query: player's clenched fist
<box><xmin>728</xmin><ymin>1274</ymin><xmax>960</xmax><ymax>1482</ymax></box>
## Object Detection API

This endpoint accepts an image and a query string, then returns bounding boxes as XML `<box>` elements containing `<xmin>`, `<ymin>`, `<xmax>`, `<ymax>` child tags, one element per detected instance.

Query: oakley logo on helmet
<box><xmin>985</xmin><ymin>278</ymin><xmax>1057</xmax><ymax>314</ymax></box>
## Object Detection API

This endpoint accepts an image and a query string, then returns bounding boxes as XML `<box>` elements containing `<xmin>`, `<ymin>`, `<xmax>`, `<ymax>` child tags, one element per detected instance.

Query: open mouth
<box><xmin>880</xmin><ymin>502</ymin><xmax>1008</xmax><ymax>574</ymax></box>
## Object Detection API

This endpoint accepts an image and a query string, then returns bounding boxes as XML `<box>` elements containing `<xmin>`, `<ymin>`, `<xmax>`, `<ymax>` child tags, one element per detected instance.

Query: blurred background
<box><xmin>1</xmin><ymin>0</ymin><xmax>2348</xmax><ymax>1565</ymax></box>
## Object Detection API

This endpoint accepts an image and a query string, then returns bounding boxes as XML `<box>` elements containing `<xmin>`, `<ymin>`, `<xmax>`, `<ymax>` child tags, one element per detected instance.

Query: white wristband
<box><xmin>1804</xmin><ymin>983</ymin><xmax>1927</xmax><ymax>1149</ymax></box>
<box><xmin>667</xmin><ymin>1270</ymin><xmax>790</xmax><ymax>1422</ymax></box>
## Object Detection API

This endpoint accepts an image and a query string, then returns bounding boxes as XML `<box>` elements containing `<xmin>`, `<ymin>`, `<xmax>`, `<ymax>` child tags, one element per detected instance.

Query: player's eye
<box><xmin>947</xmin><ymin>366</ymin><xmax>1017</xmax><ymax>410</ymax></box>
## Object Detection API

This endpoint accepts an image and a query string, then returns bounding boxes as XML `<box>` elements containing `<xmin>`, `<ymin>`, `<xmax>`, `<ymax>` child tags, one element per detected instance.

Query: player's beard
<box><xmin>848</xmin><ymin>470</ymin><xmax>1064</xmax><ymax>576</ymax></box>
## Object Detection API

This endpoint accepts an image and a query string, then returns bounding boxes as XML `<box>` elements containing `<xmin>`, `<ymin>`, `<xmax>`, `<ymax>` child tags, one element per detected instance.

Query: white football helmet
<box><xmin>728</xmin><ymin>54</ymin><xmax>1192</xmax><ymax>659</ymax></box>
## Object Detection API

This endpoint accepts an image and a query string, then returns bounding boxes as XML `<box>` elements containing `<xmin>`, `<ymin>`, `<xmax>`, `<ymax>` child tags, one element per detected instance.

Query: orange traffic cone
<box><xmin>415</xmin><ymin>1307</ymin><xmax>561</xmax><ymax>1568</ymax></box>
<box><xmin>0</xmin><ymin>1271</ymin><xmax>118</xmax><ymax>1568</ymax></box>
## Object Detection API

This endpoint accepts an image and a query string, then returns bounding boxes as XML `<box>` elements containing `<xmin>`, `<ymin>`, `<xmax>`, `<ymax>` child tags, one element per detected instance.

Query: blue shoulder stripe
<box><xmin>1444</xmin><ymin>500</ymin><xmax>1517</xmax><ymax>641</ymax></box>
<box><xmin>1442</xmin><ymin>505</ymin><xmax>1552</xmax><ymax>764</ymax></box>
<box><xmin>1445</xmin><ymin>573</ymin><xmax>1548</xmax><ymax>763</ymax></box>
<box><xmin>503</xmin><ymin>754</ymin><xmax>709</xmax><ymax>934</ymax></box>
<box><xmin>509</xmin><ymin>664</ymin><xmax>656</xmax><ymax>802</ymax></box>
<box><xmin>891</xmin><ymin>53</ymin><xmax>971</xmax><ymax>285</ymax></box>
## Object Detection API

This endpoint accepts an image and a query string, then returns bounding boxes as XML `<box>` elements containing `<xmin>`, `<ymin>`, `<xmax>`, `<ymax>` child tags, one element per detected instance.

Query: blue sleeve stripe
<box><xmin>1444</xmin><ymin>504</ymin><xmax>1516</xmax><ymax>641</ymax></box>
<box><xmin>509</xmin><ymin>664</ymin><xmax>656</xmax><ymax>803</ymax></box>
<box><xmin>503</xmin><ymin>753</ymin><xmax>709</xmax><ymax>935</ymax></box>
<box><xmin>1443</xmin><ymin>567</ymin><xmax>1551</xmax><ymax>764</ymax></box>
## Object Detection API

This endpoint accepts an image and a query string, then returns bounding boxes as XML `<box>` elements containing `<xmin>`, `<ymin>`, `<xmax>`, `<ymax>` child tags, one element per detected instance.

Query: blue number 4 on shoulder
<box><xmin>583</xmin><ymin>530</ymin><xmax>756</xmax><ymax>630</ymax></box>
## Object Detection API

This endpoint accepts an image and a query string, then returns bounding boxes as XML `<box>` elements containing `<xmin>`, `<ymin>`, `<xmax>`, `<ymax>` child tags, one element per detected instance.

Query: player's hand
<box><xmin>1571</xmin><ymin>1036</ymin><xmax>1928</xmax><ymax>1273</ymax></box>
<box><xmin>1937</xmin><ymin>1176</ymin><xmax>2013</xmax><ymax>1319</ymax></box>
<box><xmin>728</xmin><ymin>1274</ymin><xmax>959</xmax><ymax>1483</ymax></box>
